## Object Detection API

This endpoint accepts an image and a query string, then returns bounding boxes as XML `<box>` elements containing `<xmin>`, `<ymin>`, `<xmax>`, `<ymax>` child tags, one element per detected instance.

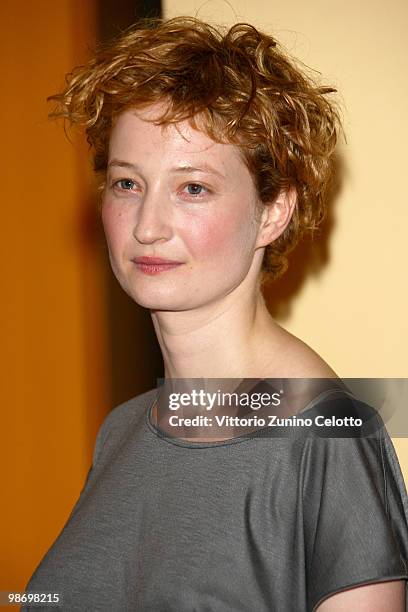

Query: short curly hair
<box><xmin>49</xmin><ymin>16</ymin><xmax>341</xmax><ymax>283</ymax></box>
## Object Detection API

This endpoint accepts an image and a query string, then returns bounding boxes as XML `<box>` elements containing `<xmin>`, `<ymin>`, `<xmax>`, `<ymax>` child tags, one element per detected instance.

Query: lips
<box><xmin>133</xmin><ymin>256</ymin><xmax>182</xmax><ymax>265</ymax></box>
<box><xmin>132</xmin><ymin>256</ymin><xmax>183</xmax><ymax>275</ymax></box>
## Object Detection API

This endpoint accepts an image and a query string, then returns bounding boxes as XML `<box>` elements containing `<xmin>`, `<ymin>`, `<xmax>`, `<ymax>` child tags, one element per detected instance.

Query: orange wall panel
<box><xmin>0</xmin><ymin>0</ymin><xmax>110</xmax><ymax>591</ymax></box>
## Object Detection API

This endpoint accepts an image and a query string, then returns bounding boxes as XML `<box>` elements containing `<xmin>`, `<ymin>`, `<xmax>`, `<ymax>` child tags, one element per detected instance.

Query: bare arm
<box><xmin>315</xmin><ymin>579</ymin><xmax>405</xmax><ymax>611</ymax></box>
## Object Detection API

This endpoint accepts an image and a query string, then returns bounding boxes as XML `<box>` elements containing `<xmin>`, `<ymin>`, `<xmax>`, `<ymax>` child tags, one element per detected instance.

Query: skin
<box><xmin>102</xmin><ymin>106</ymin><xmax>336</xmax><ymax>380</ymax></box>
<box><xmin>101</xmin><ymin>105</ymin><xmax>405</xmax><ymax>610</ymax></box>
<box><xmin>315</xmin><ymin>580</ymin><xmax>405</xmax><ymax>611</ymax></box>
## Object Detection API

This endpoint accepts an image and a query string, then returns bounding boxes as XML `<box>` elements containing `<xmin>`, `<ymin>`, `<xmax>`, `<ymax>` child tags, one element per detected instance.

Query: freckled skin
<box><xmin>101</xmin><ymin>105</ymin><xmax>337</xmax><ymax>381</ymax></box>
<box><xmin>101</xmin><ymin>106</ymin><xmax>266</xmax><ymax>312</ymax></box>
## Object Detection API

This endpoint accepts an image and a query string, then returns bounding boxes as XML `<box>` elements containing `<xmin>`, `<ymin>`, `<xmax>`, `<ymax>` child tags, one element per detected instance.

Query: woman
<box><xmin>25</xmin><ymin>17</ymin><xmax>408</xmax><ymax>611</ymax></box>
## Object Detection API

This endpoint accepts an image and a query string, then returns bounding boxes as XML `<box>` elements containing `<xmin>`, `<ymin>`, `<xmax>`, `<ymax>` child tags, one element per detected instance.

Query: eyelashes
<box><xmin>181</xmin><ymin>183</ymin><xmax>210</xmax><ymax>198</ymax></box>
<box><xmin>113</xmin><ymin>178</ymin><xmax>139</xmax><ymax>192</ymax></box>
<box><xmin>111</xmin><ymin>179</ymin><xmax>212</xmax><ymax>200</ymax></box>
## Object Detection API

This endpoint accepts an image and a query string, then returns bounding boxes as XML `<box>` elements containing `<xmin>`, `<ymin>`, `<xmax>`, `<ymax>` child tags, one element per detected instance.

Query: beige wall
<box><xmin>164</xmin><ymin>0</ymin><xmax>408</xmax><ymax>467</ymax></box>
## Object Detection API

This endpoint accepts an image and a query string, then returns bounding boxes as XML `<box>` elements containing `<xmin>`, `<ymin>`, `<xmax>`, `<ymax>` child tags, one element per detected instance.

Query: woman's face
<box><xmin>101</xmin><ymin>105</ymin><xmax>268</xmax><ymax>311</ymax></box>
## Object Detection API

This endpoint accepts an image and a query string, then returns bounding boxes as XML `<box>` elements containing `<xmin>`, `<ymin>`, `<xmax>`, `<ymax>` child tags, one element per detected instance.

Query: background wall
<box><xmin>163</xmin><ymin>0</ymin><xmax>408</xmax><ymax>376</ymax></box>
<box><xmin>163</xmin><ymin>0</ymin><xmax>408</xmax><ymax>474</ymax></box>
<box><xmin>1</xmin><ymin>0</ymin><xmax>163</xmax><ymax>595</ymax></box>
<box><xmin>1</xmin><ymin>0</ymin><xmax>407</xmax><ymax>597</ymax></box>
<box><xmin>0</xmin><ymin>0</ymin><xmax>110</xmax><ymax>593</ymax></box>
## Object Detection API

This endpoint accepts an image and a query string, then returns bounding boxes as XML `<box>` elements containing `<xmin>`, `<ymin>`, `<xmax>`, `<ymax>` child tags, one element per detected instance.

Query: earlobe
<box><xmin>256</xmin><ymin>187</ymin><xmax>297</xmax><ymax>247</ymax></box>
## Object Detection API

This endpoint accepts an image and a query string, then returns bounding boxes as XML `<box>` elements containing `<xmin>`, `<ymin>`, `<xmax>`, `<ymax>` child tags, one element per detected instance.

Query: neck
<box><xmin>150</xmin><ymin>279</ymin><xmax>281</xmax><ymax>379</ymax></box>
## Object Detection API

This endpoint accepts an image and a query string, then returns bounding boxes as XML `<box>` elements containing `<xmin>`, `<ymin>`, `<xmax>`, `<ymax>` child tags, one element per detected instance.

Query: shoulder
<box><xmin>261</xmin><ymin>322</ymin><xmax>338</xmax><ymax>378</ymax></box>
<box><xmin>282</xmin><ymin>331</ymin><xmax>337</xmax><ymax>378</ymax></box>
<box><xmin>291</xmin><ymin>343</ymin><xmax>337</xmax><ymax>378</ymax></box>
<box><xmin>301</xmin><ymin>425</ymin><xmax>408</xmax><ymax>611</ymax></box>
<box><xmin>92</xmin><ymin>387</ymin><xmax>157</xmax><ymax>465</ymax></box>
<box><xmin>102</xmin><ymin>387</ymin><xmax>157</xmax><ymax>431</ymax></box>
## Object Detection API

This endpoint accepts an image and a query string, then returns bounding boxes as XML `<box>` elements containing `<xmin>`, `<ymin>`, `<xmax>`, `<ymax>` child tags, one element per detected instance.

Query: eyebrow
<box><xmin>108</xmin><ymin>159</ymin><xmax>226</xmax><ymax>180</ymax></box>
<box><xmin>173</xmin><ymin>164</ymin><xmax>226</xmax><ymax>180</ymax></box>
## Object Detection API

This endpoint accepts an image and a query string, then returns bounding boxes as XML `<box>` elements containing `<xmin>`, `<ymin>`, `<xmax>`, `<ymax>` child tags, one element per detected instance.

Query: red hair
<box><xmin>49</xmin><ymin>16</ymin><xmax>341</xmax><ymax>282</ymax></box>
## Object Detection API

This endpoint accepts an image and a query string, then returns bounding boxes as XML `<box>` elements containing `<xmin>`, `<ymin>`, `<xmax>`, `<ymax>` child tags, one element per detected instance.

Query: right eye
<box><xmin>114</xmin><ymin>178</ymin><xmax>138</xmax><ymax>191</ymax></box>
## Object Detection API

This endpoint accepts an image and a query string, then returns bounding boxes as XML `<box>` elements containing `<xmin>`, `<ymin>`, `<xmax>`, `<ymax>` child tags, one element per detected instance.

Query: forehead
<box><xmin>108</xmin><ymin>106</ymin><xmax>246</xmax><ymax>175</ymax></box>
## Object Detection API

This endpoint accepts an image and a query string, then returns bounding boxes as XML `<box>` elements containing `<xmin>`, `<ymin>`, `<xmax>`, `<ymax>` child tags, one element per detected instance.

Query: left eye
<box><xmin>185</xmin><ymin>183</ymin><xmax>206</xmax><ymax>196</ymax></box>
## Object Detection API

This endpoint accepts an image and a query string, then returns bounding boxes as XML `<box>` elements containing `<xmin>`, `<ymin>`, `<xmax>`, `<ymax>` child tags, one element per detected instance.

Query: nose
<box><xmin>132</xmin><ymin>190</ymin><xmax>173</xmax><ymax>245</ymax></box>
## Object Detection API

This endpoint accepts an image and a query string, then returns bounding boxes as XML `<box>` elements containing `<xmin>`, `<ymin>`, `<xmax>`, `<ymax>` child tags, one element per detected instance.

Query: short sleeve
<box><xmin>302</xmin><ymin>430</ymin><xmax>408</xmax><ymax>611</ymax></box>
<box><xmin>91</xmin><ymin>416</ymin><xmax>110</xmax><ymax>466</ymax></box>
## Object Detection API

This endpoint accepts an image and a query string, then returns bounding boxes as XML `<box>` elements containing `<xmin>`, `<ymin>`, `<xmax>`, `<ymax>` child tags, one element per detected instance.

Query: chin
<box><xmin>114</xmin><ymin>266</ymin><xmax>249</xmax><ymax>312</ymax></box>
<box><xmin>121</xmin><ymin>281</ymin><xmax>195</xmax><ymax>311</ymax></box>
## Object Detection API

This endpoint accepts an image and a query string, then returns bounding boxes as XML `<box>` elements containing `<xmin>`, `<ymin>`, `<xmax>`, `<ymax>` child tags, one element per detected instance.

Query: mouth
<box><xmin>132</xmin><ymin>256</ymin><xmax>184</xmax><ymax>275</ymax></box>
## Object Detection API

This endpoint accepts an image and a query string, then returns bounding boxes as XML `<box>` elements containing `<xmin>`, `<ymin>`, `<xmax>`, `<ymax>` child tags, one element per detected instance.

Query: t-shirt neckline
<box><xmin>144</xmin><ymin>385</ymin><xmax>354</xmax><ymax>449</ymax></box>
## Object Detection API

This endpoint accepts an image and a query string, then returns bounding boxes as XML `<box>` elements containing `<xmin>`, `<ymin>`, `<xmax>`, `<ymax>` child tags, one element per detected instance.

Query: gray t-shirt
<box><xmin>24</xmin><ymin>387</ymin><xmax>408</xmax><ymax>611</ymax></box>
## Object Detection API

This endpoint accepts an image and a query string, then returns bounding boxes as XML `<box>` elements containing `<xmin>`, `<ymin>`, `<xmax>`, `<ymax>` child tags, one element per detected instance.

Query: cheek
<box><xmin>101</xmin><ymin>202</ymin><xmax>129</xmax><ymax>252</ymax></box>
<box><xmin>180</xmin><ymin>205</ymin><xmax>257</xmax><ymax>262</ymax></box>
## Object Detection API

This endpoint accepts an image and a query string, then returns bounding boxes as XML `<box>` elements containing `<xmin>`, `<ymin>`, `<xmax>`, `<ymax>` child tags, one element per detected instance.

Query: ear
<box><xmin>255</xmin><ymin>187</ymin><xmax>297</xmax><ymax>248</ymax></box>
